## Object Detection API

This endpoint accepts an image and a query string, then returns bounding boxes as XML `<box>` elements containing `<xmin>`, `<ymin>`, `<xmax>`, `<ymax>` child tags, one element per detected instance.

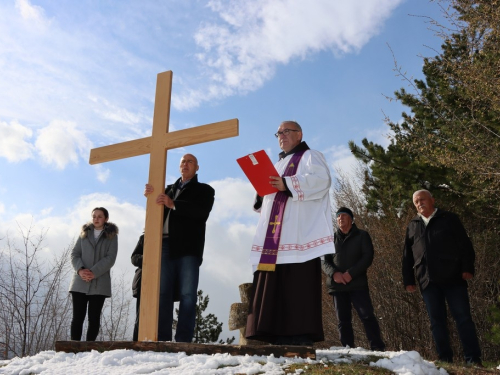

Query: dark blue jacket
<box><xmin>402</xmin><ymin>209</ymin><xmax>475</xmax><ymax>290</ymax></box>
<box><xmin>322</xmin><ymin>224</ymin><xmax>374</xmax><ymax>293</ymax></box>
<box><xmin>131</xmin><ymin>234</ymin><xmax>144</xmax><ymax>298</ymax></box>
<box><xmin>163</xmin><ymin>174</ymin><xmax>215</xmax><ymax>261</ymax></box>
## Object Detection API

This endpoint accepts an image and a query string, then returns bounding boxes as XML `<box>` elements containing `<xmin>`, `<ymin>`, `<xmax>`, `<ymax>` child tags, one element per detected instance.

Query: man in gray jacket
<box><xmin>322</xmin><ymin>207</ymin><xmax>385</xmax><ymax>351</ymax></box>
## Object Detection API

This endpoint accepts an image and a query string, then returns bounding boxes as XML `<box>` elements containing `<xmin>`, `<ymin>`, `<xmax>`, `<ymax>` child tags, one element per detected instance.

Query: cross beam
<box><xmin>89</xmin><ymin>70</ymin><xmax>238</xmax><ymax>341</ymax></box>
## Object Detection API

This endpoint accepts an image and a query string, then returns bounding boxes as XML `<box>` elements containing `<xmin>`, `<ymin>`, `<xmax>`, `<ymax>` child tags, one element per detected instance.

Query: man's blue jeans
<box><xmin>421</xmin><ymin>282</ymin><xmax>481</xmax><ymax>363</ymax></box>
<box><xmin>158</xmin><ymin>238</ymin><xmax>200</xmax><ymax>342</ymax></box>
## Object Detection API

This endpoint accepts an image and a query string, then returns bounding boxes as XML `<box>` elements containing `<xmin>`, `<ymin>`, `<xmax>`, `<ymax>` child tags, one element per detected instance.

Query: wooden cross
<box><xmin>89</xmin><ymin>70</ymin><xmax>238</xmax><ymax>341</ymax></box>
<box><xmin>270</xmin><ymin>215</ymin><xmax>281</xmax><ymax>234</ymax></box>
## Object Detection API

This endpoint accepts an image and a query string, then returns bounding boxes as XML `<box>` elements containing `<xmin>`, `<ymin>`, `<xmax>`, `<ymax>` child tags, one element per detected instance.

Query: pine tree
<box><xmin>387</xmin><ymin>0</ymin><xmax>500</xmax><ymax>219</ymax></box>
<box><xmin>349</xmin><ymin>0</ymin><xmax>500</xmax><ymax>358</ymax></box>
<box><xmin>192</xmin><ymin>290</ymin><xmax>222</xmax><ymax>343</ymax></box>
<box><xmin>348</xmin><ymin>138</ymin><xmax>452</xmax><ymax>216</ymax></box>
<box><xmin>350</xmin><ymin>0</ymin><xmax>500</xmax><ymax>220</ymax></box>
<box><xmin>173</xmin><ymin>290</ymin><xmax>235</xmax><ymax>344</ymax></box>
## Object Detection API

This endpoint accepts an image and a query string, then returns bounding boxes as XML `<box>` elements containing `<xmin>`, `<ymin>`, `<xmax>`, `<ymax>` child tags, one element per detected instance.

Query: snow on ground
<box><xmin>0</xmin><ymin>346</ymin><xmax>448</xmax><ymax>375</ymax></box>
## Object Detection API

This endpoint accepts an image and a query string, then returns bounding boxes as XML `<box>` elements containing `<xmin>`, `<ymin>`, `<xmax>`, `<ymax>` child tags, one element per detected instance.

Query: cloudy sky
<box><xmin>0</xmin><ymin>0</ymin><xmax>448</xmax><ymax>342</ymax></box>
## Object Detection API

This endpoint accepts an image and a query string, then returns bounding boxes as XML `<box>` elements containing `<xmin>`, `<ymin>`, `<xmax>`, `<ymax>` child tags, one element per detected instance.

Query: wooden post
<box><xmin>89</xmin><ymin>71</ymin><xmax>238</xmax><ymax>341</ymax></box>
<box><xmin>55</xmin><ymin>341</ymin><xmax>316</xmax><ymax>359</ymax></box>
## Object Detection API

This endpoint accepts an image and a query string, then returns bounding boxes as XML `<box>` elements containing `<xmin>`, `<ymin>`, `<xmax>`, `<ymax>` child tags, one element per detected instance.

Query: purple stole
<box><xmin>257</xmin><ymin>149</ymin><xmax>306</xmax><ymax>271</ymax></box>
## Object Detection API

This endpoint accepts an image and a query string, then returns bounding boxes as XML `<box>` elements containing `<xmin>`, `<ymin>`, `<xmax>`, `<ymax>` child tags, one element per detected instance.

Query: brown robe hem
<box><xmin>245</xmin><ymin>258</ymin><xmax>324</xmax><ymax>343</ymax></box>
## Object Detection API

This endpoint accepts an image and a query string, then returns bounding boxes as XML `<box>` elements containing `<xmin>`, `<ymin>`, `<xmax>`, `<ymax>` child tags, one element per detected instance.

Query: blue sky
<box><xmin>0</xmin><ymin>0</ymin><xmax>448</xmax><ymax>342</ymax></box>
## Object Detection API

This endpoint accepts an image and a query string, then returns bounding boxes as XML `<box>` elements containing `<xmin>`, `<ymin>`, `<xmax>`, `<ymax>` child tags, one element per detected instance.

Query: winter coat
<box><xmin>131</xmin><ymin>234</ymin><xmax>143</xmax><ymax>298</ymax></box>
<box><xmin>69</xmin><ymin>222</ymin><xmax>119</xmax><ymax>297</ymax></box>
<box><xmin>402</xmin><ymin>208</ymin><xmax>475</xmax><ymax>290</ymax></box>
<box><xmin>322</xmin><ymin>224</ymin><xmax>374</xmax><ymax>293</ymax></box>
<box><xmin>162</xmin><ymin>174</ymin><xmax>215</xmax><ymax>261</ymax></box>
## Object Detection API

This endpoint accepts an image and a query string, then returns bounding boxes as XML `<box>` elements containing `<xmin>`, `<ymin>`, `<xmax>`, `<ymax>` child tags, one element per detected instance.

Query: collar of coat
<box><xmin>279</xmin><ymin>141</ymin><xmax>310</xmax><ymax>160</ymax></box>
<box><xmin>81</xmin><ymin>222</ymin><xmax>119</xmax><ymax>239</ymax></box>
<box><xmin>411</xmin><ymin>208</ymin><xmax>445</xmax><ymax>223</ymax></box>
<box><xmin>173</xmin><ymin>173</ymin><xmax>199</xmax><ymax>189</ymax></box>
<box><xmin>335</xmin><ymin>223</ymin><xmax>359</xmax><ymax>241</ymax></box>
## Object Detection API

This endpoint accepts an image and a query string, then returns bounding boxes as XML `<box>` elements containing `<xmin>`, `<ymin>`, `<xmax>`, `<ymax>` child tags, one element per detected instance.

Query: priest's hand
<box><xmin>333</xmin><ymin>272</ymin><xmax>346</xmax><ymax>285</ymax></box>
<box><xmin>269</xmin><ymin>176</ymin><xmax>286</xmax><ymax>191</ymax></box>
<box><xmin>144</xmin><ymin>184</ymin><xmax>154</xmax><ymax>197</ymax></box>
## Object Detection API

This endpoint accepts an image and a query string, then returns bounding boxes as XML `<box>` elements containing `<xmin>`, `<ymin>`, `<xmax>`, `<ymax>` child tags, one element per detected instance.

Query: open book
<box><xmin>236</xmin><ymin>150</ymin><xmax>279</xmax><ymax>196</ymax></box>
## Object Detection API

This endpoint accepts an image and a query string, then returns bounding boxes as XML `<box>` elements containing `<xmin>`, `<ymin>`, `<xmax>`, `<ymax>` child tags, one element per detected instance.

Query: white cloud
<box><xmin>0</xmin><ymin>119</ymin><xmax>95</xmax><ymax>170</ymax></box>
<box><xmin>0</xmin><ymin>193</ymin><xmax>146</xmax><ymax>280</ymax></box>
<box><xmin>0</xmin><ymin>177</ymin><xmax>258</xmax><ymax>295</ymax></box>
<box><xmin>321</xmin><ymin>122</ymin><xmax>395</xmax><ymax>182</ymax></box>
<box><xmin>40</xmin><ymin>207</ymin><xmax>53</xmax><ymax>216</ymax></box>
<box><xmin>89</xmin><ymin>95</ymin><xmax>150</xmax><ymax>129</ymax></box>
<box><xmin>366</xmin><ymin>124</ymin><xmax>394</xmax><ymax>149</ymax></box>
<box><xmin>0</xmin><ymin>1</ymin><xmax>158</xmax><ymax>145</ymax></box>
<box><xmin>95</xmin><ymin>165</ymin><xmax>111</xmax><ymax>183</ymax></box>
<box><xmin>203</xmin><ymin>220</ymin><xmax>255</xmax><ymax>287</ymax></box>
<box><xmin>203</xmin><ymin>177</ymin><xmax>257</xmax><ymax>285</ymax></box>
<box><xmin>15</xmin><ymin>0</ymin><xmax>49</xmax><ymax>26</ymax></box>
<box><xmin>0</xmin><ymin>120</ymin><xmax>35</xmax><ymax>162</ymax></box>
<box><xmin>208</xmin><ymin>177</ymin><xmax>257</xmax><ymax>222</ymax></box>
<box><xmin>35</xmin><ymin>120</ymin><xmax>93</xmax><ymax>169</ymax></box>
<box><xmin>323</xmin><ymin>143</ymin><xmax>358</xmax><ymax>179</ymax></box>
<box><xmin>0</xmin><ymin>179</ymin><xmax>257</xmax><ymax>342</ymax></box>
<box><xmin>174</xmin><ymin>0</ymin><xmax>403</xmax><ymax>109</ymax></box>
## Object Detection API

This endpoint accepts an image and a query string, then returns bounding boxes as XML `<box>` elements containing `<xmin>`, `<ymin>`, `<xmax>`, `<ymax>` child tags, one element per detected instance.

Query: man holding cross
<box><xmin>246</xmin><ymin>120</ymin><xmax>335</xmax><ymax>346</ymax></box>
<box><xmin>144</xmin><ymin>153</ymin><xmax>215</xmax><ymax>342</ymax></box>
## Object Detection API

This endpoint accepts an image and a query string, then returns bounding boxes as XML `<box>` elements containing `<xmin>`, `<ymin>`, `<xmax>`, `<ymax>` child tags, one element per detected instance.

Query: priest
<box><xmin>245</xmin><ymin>120</ymin><xmax>335</xmax><ymax>346</ymax></box>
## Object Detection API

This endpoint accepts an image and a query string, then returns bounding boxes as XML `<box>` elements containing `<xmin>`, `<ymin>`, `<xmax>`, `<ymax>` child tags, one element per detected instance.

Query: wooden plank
<box><xmin>55</xmin><ymin>341</ymin><xmax>316</xmax><ymax>359</ymax></box>
<box><xmin>161</xmin><ymin>119</ymin><xmax>239</xmax><ymax>149</ymax></box>
<box><xmin>138</xmin><ymin>71</ymin><xmax>172</xmax><ymax>341</ymax></box>
<box><xmin>88</xmin><ymin>119</ymin><xmax>238</xmax><ymax>165</ymax></box>
<box><xmin>88</xmin><ymin>137</ymin><xmax>152</xmax><ymax>165</ymax></box>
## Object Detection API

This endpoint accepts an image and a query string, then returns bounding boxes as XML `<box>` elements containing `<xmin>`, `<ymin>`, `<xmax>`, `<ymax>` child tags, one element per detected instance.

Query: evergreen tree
<box><xmin>350</xmin><ymin>0</ymin><xmax>500</xmax><ymax>220</ymax></box>
<box><xmin>349</xmin><ymin>138</ymin><xmax>452</xmax><ymax>216</ymax></box>
<box><xmin>193</xmin><ymin>290</ymin><xmax>222</xmax><ymax>343</ymax></box>
<box><xmin>349</xmin><ymin>0</ymin><xmax>500</xmax><ymax>358</ymax></box>
<box><xmin>173</xmin><ymin>290</ymin><xmax>235</xmax><ymax>344</ymax></box>
<box><xmin>388</xmin><ymin>0</ymin><xmax>500</xmax><ymax>219</ymax></box>
<box><xmin>489</xmin><ymin>287</ymin><xmax>500</xmax><ymax>346</ymax></box>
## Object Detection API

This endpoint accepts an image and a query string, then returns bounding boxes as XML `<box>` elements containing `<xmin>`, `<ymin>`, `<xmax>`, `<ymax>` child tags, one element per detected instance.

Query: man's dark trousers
<box><xmin>421</xmin><ymin>282</ymin><xmax>481</xmax><ymax>363</ymax></box>
<box><xmin>333</xmin><ymin>289</ymin><xmax>385</xmax><ymax>350</ymax></box>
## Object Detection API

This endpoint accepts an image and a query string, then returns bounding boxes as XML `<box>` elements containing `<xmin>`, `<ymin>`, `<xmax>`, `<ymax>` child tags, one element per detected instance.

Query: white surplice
<box><xmin>250</xmin><ymin>149</ymin><xmax>335</xmax><ymax>272</ymax></box>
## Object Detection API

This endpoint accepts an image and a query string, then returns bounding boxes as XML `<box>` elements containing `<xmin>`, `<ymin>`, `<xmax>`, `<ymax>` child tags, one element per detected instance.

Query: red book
<box><xmin>237</xmin><ymin>150</ymin><xmax>279</xmax><ymax>196</ymax></box>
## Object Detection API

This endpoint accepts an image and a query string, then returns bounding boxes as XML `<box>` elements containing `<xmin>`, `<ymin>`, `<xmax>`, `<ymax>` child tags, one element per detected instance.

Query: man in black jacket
<box><xmin>131</xmin><ymin>234</ymin><xmax>144</xmax><ymax>341</ymax></box>
<box><xmin>322</xmin><ymin>207</ymin><xmax>385</xmax><ymax>351</ymax></box>
<box><xmin>403</xmin><ymin>189</ymin><xmax>481</xmax><ymax>365</ymax></box>
<box><xmin>144</xmin><ymin>153</ymin><xmax>215</xmax><ymax>342</ymax></box>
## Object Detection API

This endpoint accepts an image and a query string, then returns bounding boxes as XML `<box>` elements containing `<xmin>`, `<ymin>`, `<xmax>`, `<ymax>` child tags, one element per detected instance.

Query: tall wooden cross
<box><xmin>89</xmin><ymin>70</ymin><xmax>239</xmax><ymax>341</ymax></box>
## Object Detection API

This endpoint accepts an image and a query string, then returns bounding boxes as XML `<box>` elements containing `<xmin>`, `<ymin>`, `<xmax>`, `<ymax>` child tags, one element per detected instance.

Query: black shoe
<box><xmin>467</xmin><ymin>359</ymin><xmax>484</xmax><ymax>367</ymax></box>
<box><xmin>438</xmin><ymin>357</ymin><xmax>453</xmax><ymax>363</ymax></box>
<box><xmin>274</xmin><ymin>336</ymin><xmax>293</xmax><ymax>345</ymax></box>
<box><xmin>291</xmin><ymin>335</ymin><xmax>313</xmax><ymax>346</ymax></box>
